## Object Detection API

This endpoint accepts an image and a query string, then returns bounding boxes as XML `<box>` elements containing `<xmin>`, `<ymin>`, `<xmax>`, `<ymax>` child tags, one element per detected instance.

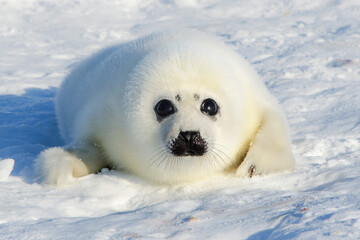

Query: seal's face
<box><xmin>145</xmin><ymin>91</ymin><xmax>228</xmax><ymax>183</ymax></box>
<box><xmin>154</xmin><ymin>97</ymin><xmax>219</xmax><ymax>157</ymax></box>
<box><xmin>119</xmin><ymin>42</ymin><xmax>249</xmax><ymax>184</ymax></box>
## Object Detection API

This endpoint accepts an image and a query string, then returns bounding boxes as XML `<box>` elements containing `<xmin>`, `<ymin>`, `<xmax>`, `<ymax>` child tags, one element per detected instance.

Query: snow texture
<box><xmin>0</xmin><ymin>0</ymin><xmax>359</xmax><ymax>239</ymax></box>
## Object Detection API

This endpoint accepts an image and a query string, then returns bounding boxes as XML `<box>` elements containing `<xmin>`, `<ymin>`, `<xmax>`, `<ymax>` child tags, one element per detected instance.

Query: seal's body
<box><xmin>35</xmin><ymin>30</ymin><xmax>294</xmax><ymax>185</ymax></box>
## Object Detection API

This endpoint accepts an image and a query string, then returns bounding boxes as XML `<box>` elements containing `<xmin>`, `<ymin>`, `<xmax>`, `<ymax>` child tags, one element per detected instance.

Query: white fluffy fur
<box><xmin>35</xmin><ymin>30</ymin><xmax>294</xmax><ymax>186</ymax></box>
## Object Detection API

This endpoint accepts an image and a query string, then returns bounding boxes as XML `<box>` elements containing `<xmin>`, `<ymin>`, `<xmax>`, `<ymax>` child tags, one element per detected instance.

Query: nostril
<box><xmin>179</xmin><ymin>131</ymin><xmax>199</xmax><ymax>143</ymax></box>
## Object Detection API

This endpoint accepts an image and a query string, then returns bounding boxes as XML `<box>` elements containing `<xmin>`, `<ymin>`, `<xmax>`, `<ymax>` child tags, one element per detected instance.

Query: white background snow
<box><xmin>1</xmin><ymin>0</ymin><xmax>360</xmax><ymax>239</ymax></box>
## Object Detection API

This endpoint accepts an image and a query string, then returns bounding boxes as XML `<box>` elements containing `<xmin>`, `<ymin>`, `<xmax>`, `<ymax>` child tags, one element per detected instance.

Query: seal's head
<box><xmin>102</xmin><ymin>32</ymin><xmax>261</xmax><ymax>184</ymax></box>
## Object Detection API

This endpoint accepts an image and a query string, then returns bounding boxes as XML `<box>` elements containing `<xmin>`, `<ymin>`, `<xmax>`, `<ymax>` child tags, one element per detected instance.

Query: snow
<box><xmin>0</xmin><ymin>0</ymin><xmax>359</xmax><ymax>239</ymax></box>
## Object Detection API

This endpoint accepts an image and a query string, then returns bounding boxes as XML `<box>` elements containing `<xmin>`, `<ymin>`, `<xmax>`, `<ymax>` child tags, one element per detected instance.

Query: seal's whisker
<box><xmin>206</xmin><ymin>151</ymin><xmax>219</xmax><ymax>171</ymax></box>
<box><xmin>211</xmin><ymin>146</ymin><xmax>232</xmax><ymax>163</ymax></box>
<box><xmin>208</xmin><ymin>142</ymin><xmax>231</xmax><ymax>152</ymax></box>
<box><xmin>149</xmin><ymin>146</ymin><xmax>169</xmax><ymax>167</ymax></box>
<box><xmin>210</xmin><ymin>150</ymin><xmax>226</xmax><ymax>169</ymax></box>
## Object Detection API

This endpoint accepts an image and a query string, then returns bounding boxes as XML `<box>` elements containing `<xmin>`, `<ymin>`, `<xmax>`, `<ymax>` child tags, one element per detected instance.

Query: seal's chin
<box><xmin>170</xmin><ymin>131</ymin><xmax>208</xmax><ymax>157</ymax></box>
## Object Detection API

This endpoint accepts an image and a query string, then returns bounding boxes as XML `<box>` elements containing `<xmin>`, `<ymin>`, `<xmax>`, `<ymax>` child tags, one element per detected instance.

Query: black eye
<box><xmin>201</xmin><ymin>98</ymin><xmax>218</xmax><ymax>116</ymax></box>
<box><xmin>154</xmin><ymin>99</ymin><xmax>176</xmax><ymax>119</ymax></box>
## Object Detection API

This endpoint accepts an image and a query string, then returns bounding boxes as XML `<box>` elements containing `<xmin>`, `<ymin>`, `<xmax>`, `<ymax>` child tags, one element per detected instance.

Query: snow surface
<box><xmin>1</xmin><ymin>0</ymin><xmax>360</xmax><ymax>239</ymax></box>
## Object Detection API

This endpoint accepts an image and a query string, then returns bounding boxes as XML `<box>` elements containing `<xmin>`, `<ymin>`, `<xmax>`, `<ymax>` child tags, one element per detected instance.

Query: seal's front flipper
<box><xmin>236</xmin><ymin>105</ymin><xmax>295</xmax><ymax>177</ymax></box>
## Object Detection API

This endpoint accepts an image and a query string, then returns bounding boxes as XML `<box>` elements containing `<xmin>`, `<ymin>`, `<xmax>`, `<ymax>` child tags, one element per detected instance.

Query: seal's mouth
<box><xmin>170</xmin><ymin>131</ymin><xmax>207</xmax><ymax>157</ymax></box>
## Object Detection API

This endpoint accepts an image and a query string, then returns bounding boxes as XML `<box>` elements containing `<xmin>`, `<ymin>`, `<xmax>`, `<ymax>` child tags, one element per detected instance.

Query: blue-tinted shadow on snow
<box><xmin>246</xmin><ymin>211</ymin><xmax>307</xmax><ymax>240</ymax></box>
<box><xmin>0</xmin><ymin>88</ymin><xmax>63</xmax><ymax>180</ymax></box>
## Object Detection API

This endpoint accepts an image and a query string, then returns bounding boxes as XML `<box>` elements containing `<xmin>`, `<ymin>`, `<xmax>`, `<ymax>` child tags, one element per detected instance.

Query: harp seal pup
<box><xmin>35</xmin><ymin>30</ymin><xmax>295</xmax><ymax>186</ymax></box>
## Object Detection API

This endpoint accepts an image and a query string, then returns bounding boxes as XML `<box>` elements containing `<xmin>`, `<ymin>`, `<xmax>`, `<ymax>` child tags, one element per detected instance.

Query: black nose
<box><xmin>179</xmin><ymin>131</ymin><xmax>200</xmax><ymax>144</ymax></box>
